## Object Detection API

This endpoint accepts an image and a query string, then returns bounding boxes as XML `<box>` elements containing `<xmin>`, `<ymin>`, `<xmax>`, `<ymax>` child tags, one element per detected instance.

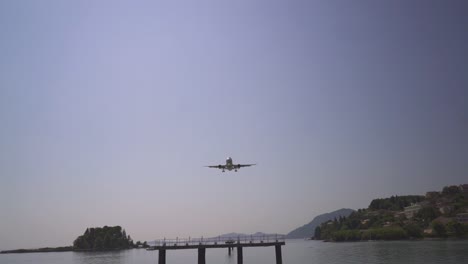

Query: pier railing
<box><xmin>153</xmin><ymin>234</ymin><xmax>285</xmax><ymax>247</ymax></box>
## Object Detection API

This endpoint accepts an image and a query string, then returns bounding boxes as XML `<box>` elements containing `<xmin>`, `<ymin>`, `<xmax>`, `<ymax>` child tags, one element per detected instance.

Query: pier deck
<box><xmin>149</xmin><ymin>235</ymin><xmax>285</xmax><ymax>264</ymax></box>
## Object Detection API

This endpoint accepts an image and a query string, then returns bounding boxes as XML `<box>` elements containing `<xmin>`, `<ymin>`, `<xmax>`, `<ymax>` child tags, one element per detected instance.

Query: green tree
<box><xmin>73</xmin><ymin>226</ymin><xmax>133</xmax><ymax>251</ymax></box>
<box><xmin>346</xmin><ymin>218</ymin><xmax>360</xmax><ymax>230</ymax></box>
<box><xmin>314</xmin><ymin>226</ymin><xmax>321</xmax><ymax>239</ymax></box>
<box><xmin>416</xmin><ymin>207</ymin><xmax>439</xmax><ymax>222</ymax></box>
<box><xmin>404</xmin><ymin>224</ymin><xmax>423</xmax><ymax>238</ymax></box>
<box><xmin>331</xmin><ymin>230</ymin><xmax>361</xmax><ymax>241</ymax></box>
<box><xmin>94</xmin><ymin>237</ymin><xmax>104</xmax><ymax>250</ymax></box>
<box><xmin>442</xmin><ymin>185</ymin><xmax>461</xmax><ymax>195</ymax></box>
<box><xmin>104</xmin><ymin>234</ymin><xmax>111</xmax><ymax>249</ymax></box>
<box><xmin>432</xmin><ymin>222</ymin><xmax>447</xmax><ymax>237</ymax></box>
<box><xmin>73</xmin><ymin>236</ymin><xmax>90</xmax><ymax>250</ymax></box>
<box><xmin>447</xmin><ymin>221</ymin><xmax>465</xmax><ymax>237</ymax></box>
<box><xmin>369</xmin><ymin>196</ymin><xmax>425</xmax><ymax>210</ymax></box>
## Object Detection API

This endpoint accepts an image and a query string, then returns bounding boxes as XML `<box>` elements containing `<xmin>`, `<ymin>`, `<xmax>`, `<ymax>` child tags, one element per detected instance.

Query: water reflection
<box><xmin>73</xmin><ymin>251</ymin><xmax>127</xmax><ymax>264</ymax></box>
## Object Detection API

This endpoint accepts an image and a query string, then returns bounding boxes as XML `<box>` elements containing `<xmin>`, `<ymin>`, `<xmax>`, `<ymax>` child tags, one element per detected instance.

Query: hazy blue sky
<box><xmin>1</xmin><ymin>0</ymin><xmax>467</xmax><ymax>249</ymax></box>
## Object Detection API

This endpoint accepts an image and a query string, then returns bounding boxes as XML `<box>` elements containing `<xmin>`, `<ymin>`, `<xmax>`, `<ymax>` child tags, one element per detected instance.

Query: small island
<box><xmin>1</xmin><ymin>225</ymin><xmax>149</xmax><ymax>254</ymax></box>
<box><xmin>73</xmin><ymin>225</ymin><xmax>136</xmax><ymax>251</ymax></box>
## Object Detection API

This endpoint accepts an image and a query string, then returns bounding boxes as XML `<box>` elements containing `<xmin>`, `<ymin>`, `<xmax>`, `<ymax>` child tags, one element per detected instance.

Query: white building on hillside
<box><xmin>404</xmin><ymin>203</ymin><xmax>422</xmax><ymax>219</ymax></box>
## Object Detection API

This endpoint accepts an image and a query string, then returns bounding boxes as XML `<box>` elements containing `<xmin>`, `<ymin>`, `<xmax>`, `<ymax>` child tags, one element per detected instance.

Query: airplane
<box><xmin>205</xmin><ymin>157</ymin><xmax>256</xmax><ymax>172</ymax></box>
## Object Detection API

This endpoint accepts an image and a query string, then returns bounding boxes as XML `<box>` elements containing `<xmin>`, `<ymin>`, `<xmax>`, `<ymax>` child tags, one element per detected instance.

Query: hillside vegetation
<box><xmin>314</xmin><ymin>185</ymin><xmax>468</xmax><ymax>242</ymax></box>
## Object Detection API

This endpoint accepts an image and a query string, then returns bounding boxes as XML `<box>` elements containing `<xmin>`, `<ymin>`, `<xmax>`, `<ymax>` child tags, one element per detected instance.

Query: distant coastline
<box><xmin>0</xmin><ymin>246</ymin><xmax>73</xmax><ymax>254</ymax></box>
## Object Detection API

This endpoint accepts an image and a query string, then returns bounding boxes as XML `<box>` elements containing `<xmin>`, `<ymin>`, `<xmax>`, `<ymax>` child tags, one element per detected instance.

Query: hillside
<box><xmin>286</xmin><ymin>208</ymin><xmax>354</xmax><ymax>239</ymax></box>
<box><xmin>315</xmin><ymin>184</ymin><xmax>468</xmax><ymax>242</ymax></box>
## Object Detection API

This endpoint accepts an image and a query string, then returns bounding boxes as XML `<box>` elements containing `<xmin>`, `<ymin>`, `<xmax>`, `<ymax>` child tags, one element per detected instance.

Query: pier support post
<box><xmin>158</xmin><ymin>250</ymin><xmax>166</xmax><ymax>264</ymax></box>
<box><xmin>275</xmin><ymin>245</ymin><xmax>282</xmax><ymax>264</ymax></box>
<box><xmin>228</xmin><ymin>247</ymin><xmax>231</xmax><ymax>256</ymax></box>
<box><xmin>237</xmin><ymin>247</ymin><xmax>243</xmax><ymax>264</ymax></box>
<box><xmin>198</xmin><ymin>248</ymin><xmax>206</xmax><ymax>264</ymax></box>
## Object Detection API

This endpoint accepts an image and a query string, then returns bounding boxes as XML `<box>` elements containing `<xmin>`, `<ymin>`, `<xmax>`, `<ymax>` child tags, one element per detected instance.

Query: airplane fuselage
<box><xmin>206</xmin><ymin>157</ymin><xmax>255</xmax><ymax>172</ymax></box>
<box><xmin>224</xmin><ymin>157</ymin><xmax>238</xmax><ymax>171</ymax></box>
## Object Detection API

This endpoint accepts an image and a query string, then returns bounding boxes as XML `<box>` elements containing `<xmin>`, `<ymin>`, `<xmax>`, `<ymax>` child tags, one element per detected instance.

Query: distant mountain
<box><xmin>217</xmin><ymin>232</ymin><xmax>247</xmax><ymax>238</ymax></box>
<box><xmin>286</xmin><ymin>208</ymin><xmax>355</xmax><ymax>239</ymax></box>
<box><xmin>216</xmin><ymin>232</ymin><xmax>284</xmax><ymax>239</ymax></box>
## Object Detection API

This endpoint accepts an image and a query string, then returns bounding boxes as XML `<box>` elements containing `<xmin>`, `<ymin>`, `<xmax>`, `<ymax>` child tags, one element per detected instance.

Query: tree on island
<box><xmin>73</xmin><ymin>226</ymin><xmax>134</xmax><ymax>251</ymax></box>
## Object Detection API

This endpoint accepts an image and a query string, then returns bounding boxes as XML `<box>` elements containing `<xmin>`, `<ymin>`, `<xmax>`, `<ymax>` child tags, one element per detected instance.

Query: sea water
<box><xmin>1</xmin><ymin>239</ymin><xmax>467</xmax><ymax>264</ymax></box>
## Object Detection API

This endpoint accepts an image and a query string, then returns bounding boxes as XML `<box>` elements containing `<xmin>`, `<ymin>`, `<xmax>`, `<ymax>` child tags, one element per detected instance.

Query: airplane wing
<box><xmin>237</xmin><ymin>164</ymin><xmax>256</xmax><ymax>168</ymax></box>
<box><xmin>205</xmin><ymin>165</ymin><xmax>226</xmax><ymax>169</ymax></box>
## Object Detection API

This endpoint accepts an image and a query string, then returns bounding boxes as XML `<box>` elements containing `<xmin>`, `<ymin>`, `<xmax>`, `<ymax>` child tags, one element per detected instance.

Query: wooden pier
<box><xmin>149</xmin><ymin>235</ymin><xmax>285</xmax><ymax>264</ymax></box>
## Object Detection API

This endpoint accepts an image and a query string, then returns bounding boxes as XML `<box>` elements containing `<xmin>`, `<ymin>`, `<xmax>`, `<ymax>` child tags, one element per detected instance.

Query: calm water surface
<box><xmin>1</xmin><ymin>240</ymin><xmax>468</xmax><ymax>264</ymax></box>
